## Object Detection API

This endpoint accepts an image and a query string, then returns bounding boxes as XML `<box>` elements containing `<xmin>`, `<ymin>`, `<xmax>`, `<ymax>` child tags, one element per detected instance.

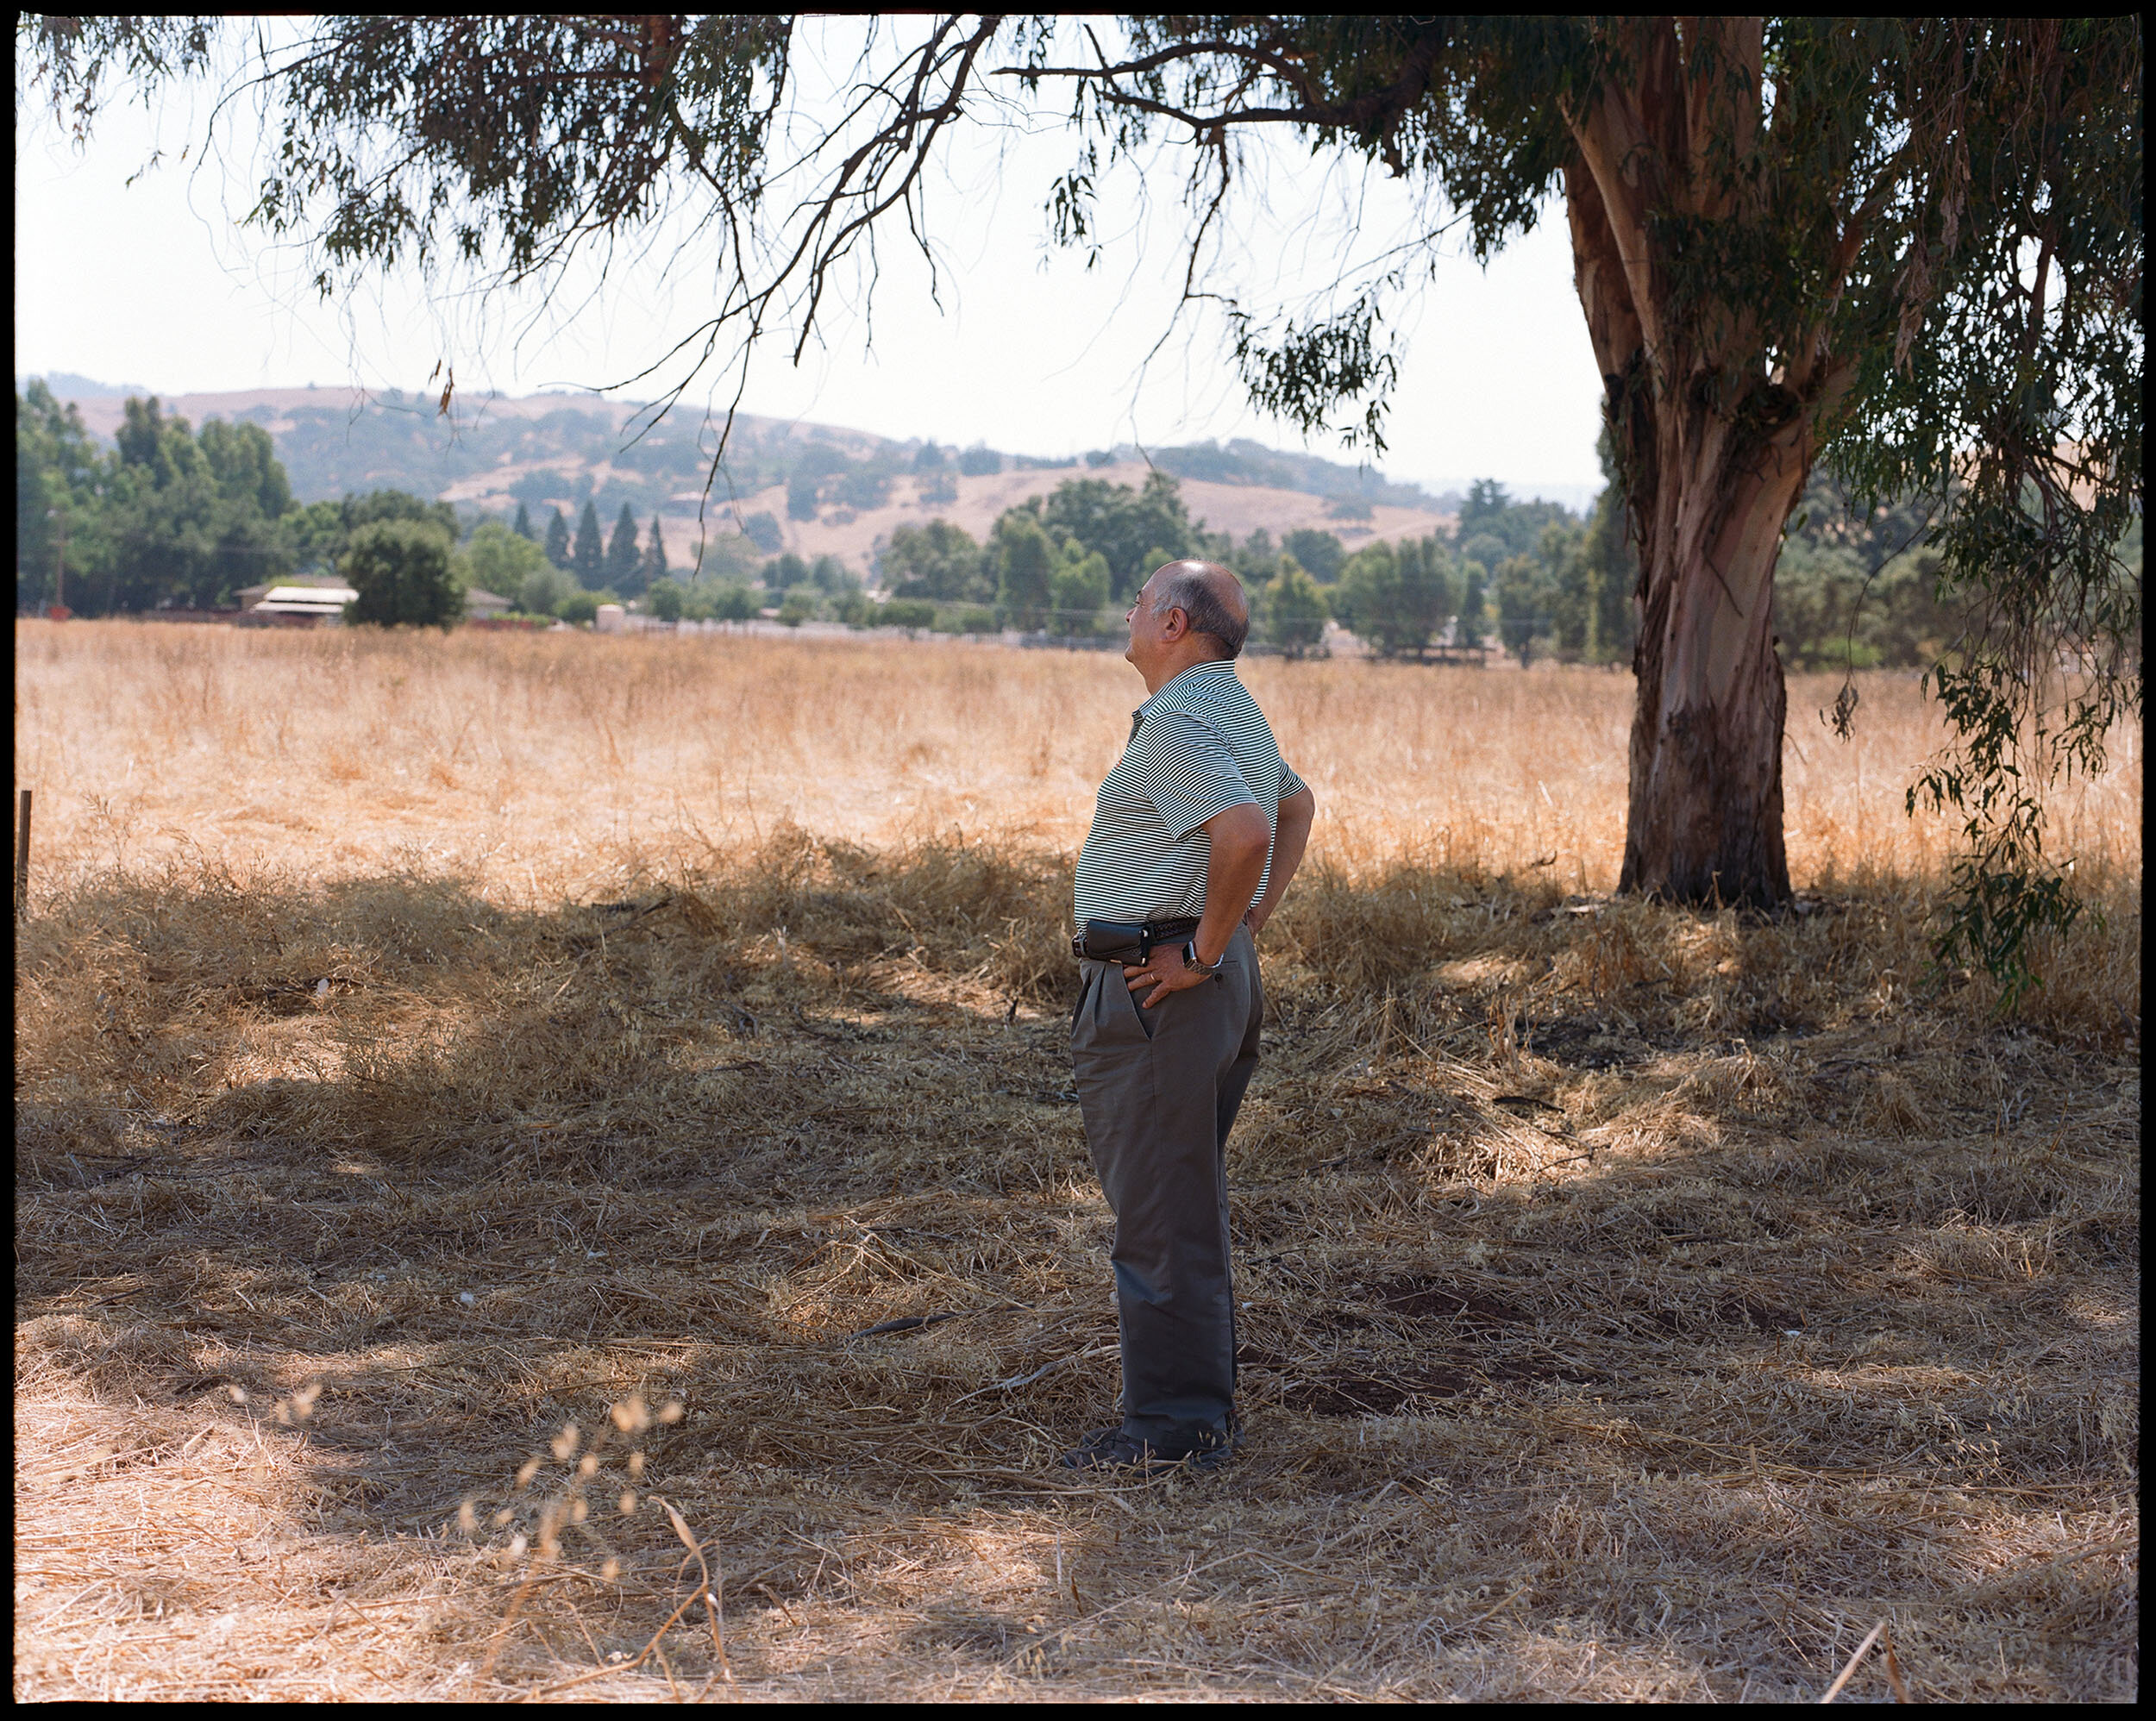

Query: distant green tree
<box><xmin>343</xmin><ymin>488</ymin><xmax>459</xmax><ymax>538</ymax></box>
<box><xmin>1282</xmin><ymin>528</ymin><xmax>1346</xmax><ymax>583</ymax></box>
<box><xmin>1457</xmin><ymin>479</ymin><xmax>1566</xmax><ymax>554</ymax></box>
<box><xmin>1457</xmin><ymin>479</ymin><xmax>1511</xmax><ymax>538</ymax></box>
<box><xmin>884</xmin><ymin>519</ymin><xmax>987</xmax><ymax>602</ymax></box>
<box><xmin>543</xmin><ymin>506</ymin><xmax>571</xmax><ymax>569</ymax></box>
<box><xmin>1539</xmin><ymin>516</ymin><xmax>1595</xmax><ymax>660</ymax></box>
<box><xmin>913</xmin><ymin>440</ymin><xmax>945</xmax><ymax>471</ymax></box>
<box><xmin>277</xmin><ymin>488</ymin><xmax>457</xmax><ymax>591</ymax></box>
<box><xmin>638</xmin><ymin>514</ymin><xmax>668</xmax><ymax>590</ymax></box>
<box><xmin>835</xmin><ymin>467</ymin><xmax>889</xmax><ymax>510</ymax></box>
<box><xmin>761</xmin><ymin>551</ymin><xmax>810</xmax><ymax>592</ymax></box>
<box><xmin>1238</xmin><ymin>527</ymin><xmax>1278</xmax><ymax>573</ymax></box>
<box><xmin>344</xmin><ymin>518</ymin><xmax>461</xmax><ymax>628</ymax></box>
<box><xmin>739</xmin><ymin>510</ymin><xmax>782</xmax><ymax>554</ymax></box>
<box><xmin>97</xmin><ymin>397</ymin><xmax>299</xmax><ymax>611</ymax></box>
<box><xmin>16</xmin><ymin>382</ymin><xmax>107</xmax><ymax>612</ymax></box>
<box><xmin>1494</xmin><ymin>553</ymin><xmax>1557</xmax><ymax>664</ymax></box>
<box><xmin>459</xmin><ymin>519</ymin><xmax>550</xmax><ymax>604</ymax></box>
<box><xmin>1771</xmin><ymin>536</ymin><xmax>1969</xmax><ymax>674</ymax></box>
<box><xmin>1457</xmin><ymin>530</ymin><xmax>1509</xmax><ymax>575</ymax></box>
<box><xmin>881</xmin><ymin>598</ymin><xmax>937</xmax><ymax>631</ymax></box>
<box><xmin>1765</xmin><ymin>469</ymin><xmax>1954</xmax><ymax>672</ymax></box>
<box><xmin>833</xmin><ymin>589</ymin><xmax>872</xmax><ymax>625</ymax></box>
<box><xmin>1035</xmin><ymin>471</ymin><xmax>1194</xmax><ymax>600</ymax></box>
<box><xmin>1402</xmin><ymin>537</ymin><xmax>1459</xmax><ymax>654</ymax></box>
<box><xmin>513</xmin><ymin>499</ymin><xmax>535</xmax><ymax>540</ymax></box>
<box><xmin>810</xmin><ymin>554</ymin><xmax>858</xmax><ymax>594</ymax></box>
<box><xmin>605</xmin><ymin>502</ymin><xmax>642</xmax><ymax>593</ymax></box>
<box><xmin>1551</xmin><ymin>432</ymin><xmax>1639</xmax><ymax>665</ymax></box>
<box><xmin>1263</xmin><ymin>555</ymin><xmax>1329</xmax><ymax>656</ymax></box>
<box><xmin>112</xmin><ymin>395</ymin><xmax>197</xmax><ymax>486</ymax></box>
<box><xmin>290</xmin><ymin>498</ymin><xmax>348</xmax><ymax>575</ymax></box>
<box><xmin>777</xmin><ymin>589</ymin><xmax>817</xmax><ymax>626</ymax></box>
<box><xmin>645</xmin><ymin>577</ymin><xmax>686</xmax><ymax>622</ymax></box>
<box><xmin>786</xmin><ymin>442</ymin><xmax>851</xmax><ymax>520</ymax></box>
<box><xmin>692</xmin><ymin>529</ymin><xmax>763</xmax><ymax>585</ymax></box>
<box><xmin>1457</xmin><ymin>563</ymin><xmax>1487</xmax><ymax>649</ymax></box>
<box><xmin>1048</xmin><ymin>543</ymin><xmax>1112</xmax><ymax>633</ymax></box>
<box><xmin>1334</xmin><ymin>538</ymin><xmax>1453</xmax><ymax>659</ymax></box>
<box><xmin>555</xmin><ymin>587</ymin><xmax>601</xmax><ymax>624</ymax></box>
<box><xmin>991</xmin><ymin>512</ymin><xmax>1056</xmax><ymax>630</ymax></box>
<box><xmin>1330</xmin><ymin>542</ymin><xmax>1393</xmax><ymax>646</ymax></box>
<box><xmin>957</xmin><ymin>446</ymin><xmax>1001</xmax><ymax>478</ymax></box>
<box><xmin>197</xmin><ymin>418</ymin><xmax>293</xmax><ymax>520</ymax></box>
<box><xmin>16</xmin><ymin>383</ymin><xmax>103</xmax><ymax>499</ymax></box>
<box><xmin>706</xmin><ymin>583</ymin><xmax>757</xmax><ymax>623</ymax></box>
<box><xmin>573</xmin><ymin>499</ymin><xmax>604</xmax><ymax>587</ymax></box>
<box><xmin>517</xmin><ymin>561</ymin><xmax>575</xmax><ymax>618</ymax></box>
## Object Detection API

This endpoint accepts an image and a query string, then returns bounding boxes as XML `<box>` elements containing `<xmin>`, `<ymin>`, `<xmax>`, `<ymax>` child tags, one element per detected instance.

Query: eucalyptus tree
<box><xmin>23</xmin><ymin>15</ymin><xmax>2140</xmax><ymax>990</ymax></box>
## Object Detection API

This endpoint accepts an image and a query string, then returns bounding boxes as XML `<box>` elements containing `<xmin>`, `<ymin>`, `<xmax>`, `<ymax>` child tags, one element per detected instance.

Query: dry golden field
<box><xmin>13</xmin><ymin>620</ymin><xmax>2140</xmax><ymax>1701</ymax></box>
<box><xmin>12</xmin><ymin>622</ymin><xmax>2141</xmax><ymax>901</ymax></box>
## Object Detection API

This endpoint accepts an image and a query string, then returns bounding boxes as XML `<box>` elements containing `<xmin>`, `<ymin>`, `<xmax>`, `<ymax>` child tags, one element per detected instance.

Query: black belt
<box><xmin>1072</xmin><ymin>917</ymin><xmax>1201</xmax><ymax>962</ymax></box>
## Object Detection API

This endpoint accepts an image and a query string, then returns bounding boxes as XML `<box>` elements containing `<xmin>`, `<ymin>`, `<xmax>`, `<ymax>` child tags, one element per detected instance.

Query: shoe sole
<box><xmin>1062</xmin><ymin>1423</ymin><xmax>1239</xmax><ymax>1473</ymax></box>
<box><xmin>1061</xmin><ymin>1447</ymin><xmax>1234</xmax><ymax>1474</ymax></box>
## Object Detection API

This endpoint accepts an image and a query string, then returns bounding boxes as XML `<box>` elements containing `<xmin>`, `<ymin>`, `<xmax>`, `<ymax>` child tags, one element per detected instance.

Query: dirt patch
<box><xmin>1372</xmin><ymin>1276</ymin><xmax>1535</xmax><ymax>1326</ymax></box>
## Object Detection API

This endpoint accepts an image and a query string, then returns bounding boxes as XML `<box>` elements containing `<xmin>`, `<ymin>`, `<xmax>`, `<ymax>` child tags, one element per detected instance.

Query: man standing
<box><xmin>1063</xmin><ymin>560</ymin><xmax>1317</xmax><ymax>1472</ymax></box>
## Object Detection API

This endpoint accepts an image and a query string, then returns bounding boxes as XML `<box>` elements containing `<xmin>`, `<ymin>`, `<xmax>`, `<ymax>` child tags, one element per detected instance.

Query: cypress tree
<box><xmin>573</xmin><ymin>499</ymin><xmax>604</xmax><ymax>587</ymax></box>
<box><xmin>543</xmin><ymin>506</ymin><xmax>571</xmax><ymax>569</ymax></box>
<box><xmin>513</xmin><ymin>500</ymin><xmax>535</xmax><ymax>540</ymax></box>
<box><xmin>604</xmin><ymin>503</ymin><xmax>641</xmax><ymax>592</ymax></box>
<box><xmin>638</xmin><ymin>516</ymin><xmax>668</xmax><ymax>590</ymax></box>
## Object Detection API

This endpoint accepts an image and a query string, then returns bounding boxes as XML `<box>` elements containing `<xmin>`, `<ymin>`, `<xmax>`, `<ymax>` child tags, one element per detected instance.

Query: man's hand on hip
<box><xmin>1123</xmin><ymin>944</ymin><xmax>1216</xmax><ymax>1008</ymax></box>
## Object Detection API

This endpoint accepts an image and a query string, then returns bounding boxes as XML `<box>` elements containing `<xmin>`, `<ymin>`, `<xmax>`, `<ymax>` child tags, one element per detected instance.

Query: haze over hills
<box><xmin>24</xmin><ymin>375</ymin><xmax>1599</xmax><ymax>579</ymax></box>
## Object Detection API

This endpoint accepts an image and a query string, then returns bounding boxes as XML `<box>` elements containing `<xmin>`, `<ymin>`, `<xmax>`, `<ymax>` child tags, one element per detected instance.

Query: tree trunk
<box><xmin>1615</xmin><ymin>429</ymin><xmax>1800</xmax><ymax>905</ymax></box>
<box><xmin>1559</xmin><ymin>17</ymin><xmax>1817</xmax><ymax>909</ymax></box>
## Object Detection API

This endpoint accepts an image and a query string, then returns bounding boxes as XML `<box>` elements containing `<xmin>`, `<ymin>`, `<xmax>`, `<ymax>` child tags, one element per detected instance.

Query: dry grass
<box><xmin>13</xmin><ymin>620</ymin><xmax>2140</xmax><ymax>1701</ymax></box>
<box><xmin>16</xmin><ymin>621</ymin><xmax>2140</xmax><ymax>901</ymax></box>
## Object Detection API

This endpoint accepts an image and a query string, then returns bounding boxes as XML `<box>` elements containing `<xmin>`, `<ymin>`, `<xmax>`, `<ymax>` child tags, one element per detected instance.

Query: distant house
<box><xmin>237</xmin><ymin>572</ymin><xmax>348</xmax><ymax>612</ymax></box>
<box><xmin>462</xmin><ymin>588</ymin><xmax>513</xmax><ymax>622</ymax></box>
<box><xmin>235</xmin><ymin>579</ymin><xmax>358</xmax><ymax>626</ymax></box>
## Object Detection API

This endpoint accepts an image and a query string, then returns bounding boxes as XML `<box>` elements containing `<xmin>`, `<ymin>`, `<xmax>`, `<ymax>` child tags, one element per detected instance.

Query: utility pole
<box><xmin>47</xmin><ymin>503</ymin><xmax>69</xmax><ymax>620</ymax></box>
<box><xmin>14</xmin><ymin>790</ymin><xmax>29</xmax><ymax>919</ymax></box>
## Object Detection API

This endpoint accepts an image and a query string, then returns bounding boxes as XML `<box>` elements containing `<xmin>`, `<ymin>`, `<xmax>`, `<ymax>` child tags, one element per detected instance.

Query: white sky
<box><xmin>13</xmin><ymin>20</ymin><xmax>1608</xmax><ymax>504</ymax></box>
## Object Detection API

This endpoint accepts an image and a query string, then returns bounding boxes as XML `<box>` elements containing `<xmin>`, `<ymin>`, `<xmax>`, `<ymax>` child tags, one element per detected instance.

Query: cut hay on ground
<box><xmin>14</xmin><ymin>623</ymin><xmax>2140</xmax><ymax>1701</ymax></box>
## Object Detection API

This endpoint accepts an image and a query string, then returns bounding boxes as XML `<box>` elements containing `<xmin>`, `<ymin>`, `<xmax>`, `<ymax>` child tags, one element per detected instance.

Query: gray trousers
<box><xmin>1070</xmin><ymin>924</ymin><xmax>1263</xmax><ymax>1439</ymax></box>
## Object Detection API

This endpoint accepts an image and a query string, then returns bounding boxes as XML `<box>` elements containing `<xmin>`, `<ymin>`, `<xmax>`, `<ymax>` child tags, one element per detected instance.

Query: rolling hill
<box><xmin>29</xmin><ymin>379</ymin><xmax>1594</xmax><ymax>579</ymax></box>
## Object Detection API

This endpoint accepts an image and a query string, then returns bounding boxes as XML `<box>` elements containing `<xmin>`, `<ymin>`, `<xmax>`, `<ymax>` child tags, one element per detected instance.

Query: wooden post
<box><xmin>14</xmin><ymin>789</ymin><xmax>29</xmax><ymax>918</ymax></box>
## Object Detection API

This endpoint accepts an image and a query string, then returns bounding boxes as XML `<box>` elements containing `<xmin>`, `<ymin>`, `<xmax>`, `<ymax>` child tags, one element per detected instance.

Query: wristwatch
<box><xmin>1181</xmin><ymin>940</ymin><xmax>1225</xmax><ymax>976</ymax></box>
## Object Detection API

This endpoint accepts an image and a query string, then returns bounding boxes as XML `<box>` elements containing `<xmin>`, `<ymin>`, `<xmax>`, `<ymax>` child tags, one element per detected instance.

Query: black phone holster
<box><xmin>1071</xmin><ymin>917</ymin><xmax>1202</xmax><ymax>963</ymax></box>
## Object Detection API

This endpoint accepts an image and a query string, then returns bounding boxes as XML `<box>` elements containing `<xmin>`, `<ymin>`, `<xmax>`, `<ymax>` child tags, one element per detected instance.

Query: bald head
<box><xmin>1149</xmin><ymin>560</ymin><xmax>1249</xmax><ymax>659</ymax></box>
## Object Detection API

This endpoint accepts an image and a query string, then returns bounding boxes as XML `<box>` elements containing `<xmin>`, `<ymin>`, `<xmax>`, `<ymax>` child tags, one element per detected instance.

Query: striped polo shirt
<box><xmin>1072</xmin><ymin>660</ymin><xmax>1307</xmax><ymax>926</ymax></box>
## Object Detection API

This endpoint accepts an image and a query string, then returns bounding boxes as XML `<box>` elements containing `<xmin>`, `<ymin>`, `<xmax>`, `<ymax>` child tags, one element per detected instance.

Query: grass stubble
<box><xmin>13</xmin><ymin>621</ymin><xmax>2140</xmax><ymax>1701</ymax></box>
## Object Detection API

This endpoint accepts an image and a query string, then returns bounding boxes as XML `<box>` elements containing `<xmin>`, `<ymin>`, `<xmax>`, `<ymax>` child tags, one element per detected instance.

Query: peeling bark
<box><xmin>1561</xmin><ymin>16</ymin><xmax>1826</xmax><ymax>908</ymax></box>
